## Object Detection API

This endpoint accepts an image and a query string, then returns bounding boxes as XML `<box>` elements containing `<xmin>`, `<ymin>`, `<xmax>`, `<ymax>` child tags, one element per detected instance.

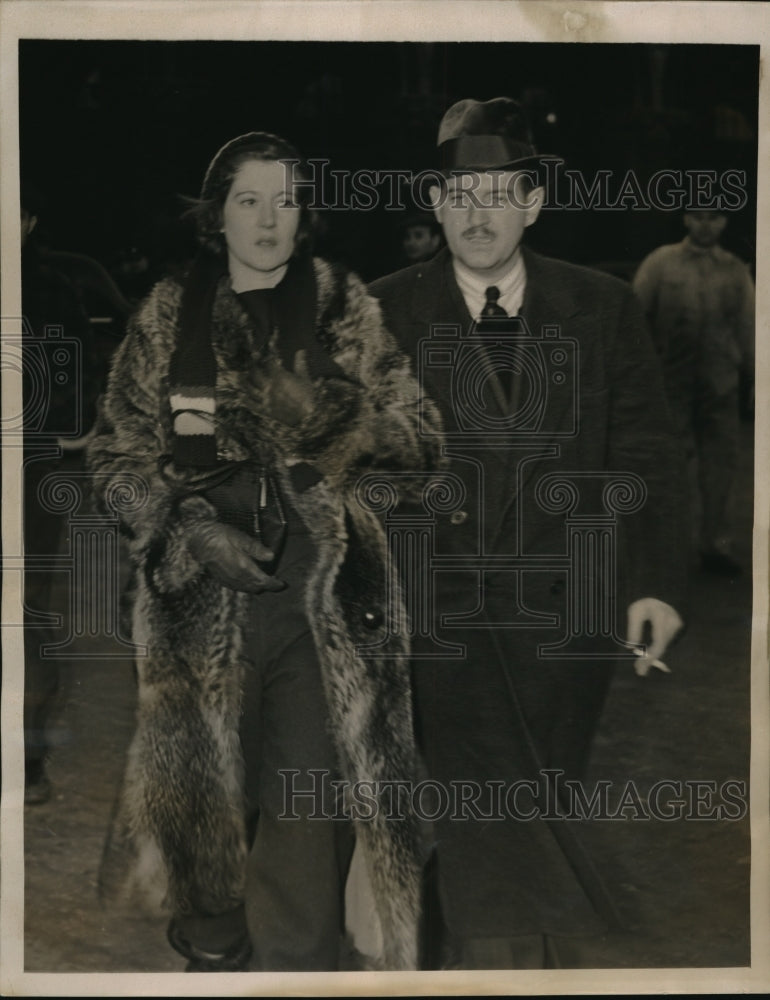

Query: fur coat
<box><xmin>88</xmin><ymin>256</ymin><xmax>443</xmax><ymax>970</ymax></box>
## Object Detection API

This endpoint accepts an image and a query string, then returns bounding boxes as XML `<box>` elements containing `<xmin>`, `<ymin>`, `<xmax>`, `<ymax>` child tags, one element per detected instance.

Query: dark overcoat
<box><xmin>369</xmin><ymin>246</ymin><xmax>688</xmax><ymax>941</ymax></box>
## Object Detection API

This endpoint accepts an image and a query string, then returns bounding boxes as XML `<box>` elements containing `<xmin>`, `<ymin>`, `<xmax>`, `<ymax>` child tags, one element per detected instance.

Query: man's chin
<box><xmin>457</xmin><ymin>251</ymin><xmax>518</xmax><ymax>275</ymax></box>
<box><xmin>456</xmin><ymin>250</ymin><xmax>501</xmax><ymax>271</ymax></box>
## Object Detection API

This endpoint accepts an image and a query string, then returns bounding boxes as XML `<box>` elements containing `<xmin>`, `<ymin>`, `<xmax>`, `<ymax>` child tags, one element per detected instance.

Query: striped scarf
<box><xmin>168</xmin><ymin>252</ymin><xmax>226</xmax><ymax>468</ymax></box>
<box><xmin>168</xmin><ymin>250</ymin><xmax>340</xmax><ymax>471</ymax></box>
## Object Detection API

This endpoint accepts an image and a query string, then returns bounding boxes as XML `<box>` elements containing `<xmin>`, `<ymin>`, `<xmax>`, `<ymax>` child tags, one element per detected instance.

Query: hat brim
<box><xmin>438</xmin><ymin>133</ymin><xmax>556</xmax><ymax>174</ymax></box>
<box><xmin>440</xmin><ymin>154</ymin><xmax>555</xmax><ymax>183</ymax></box>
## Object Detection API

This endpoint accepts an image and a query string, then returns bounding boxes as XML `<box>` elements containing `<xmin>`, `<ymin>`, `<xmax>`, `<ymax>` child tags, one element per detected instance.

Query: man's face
<box><xmin>403</xmin><ymin>224</ymin><xmax>440</xmax><ymax>263</ymax></box>
<box><xmin>684</xmin><ymin>211</ymin><xmax>727</xmax><ymax>248</ymax></box>
<box><xmin>431</xmin><ymin>171</ymin><xmax>543</xmax><ymax>279</ymax></box>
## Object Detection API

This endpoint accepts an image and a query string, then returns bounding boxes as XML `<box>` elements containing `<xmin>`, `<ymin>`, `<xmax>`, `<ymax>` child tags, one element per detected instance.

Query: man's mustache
<box><xmin>461</xmin><ymin>225</ymin><xmax>495</xmax><ymax>239</ymax></box>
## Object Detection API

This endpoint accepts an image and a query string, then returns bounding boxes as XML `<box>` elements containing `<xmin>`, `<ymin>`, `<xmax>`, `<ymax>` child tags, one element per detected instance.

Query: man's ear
<box><xmin>28</xmin><ymin>214</ymin><xmax>38</xmax><ymax>235</ymax></box>
<box><xmin>429</xmin><ymin>185</ymin><xmax>444</xmax><ymax>226</ymax></box>
<box><xmin>523</xmin><ymin>186</ymin><xmax>545</xmax><ymax>228</ymax></box>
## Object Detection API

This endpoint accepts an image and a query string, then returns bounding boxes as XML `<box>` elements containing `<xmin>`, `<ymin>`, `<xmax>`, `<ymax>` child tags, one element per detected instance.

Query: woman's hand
<box><xmin>187</xmin><ymin>519</ymin><xmax>286</xmax><ymax>593</ymax></box>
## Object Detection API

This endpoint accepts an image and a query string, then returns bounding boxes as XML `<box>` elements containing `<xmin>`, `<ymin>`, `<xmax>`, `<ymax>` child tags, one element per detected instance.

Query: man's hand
<box><xmin>626</xmin><ymin>597</ymin><xmax>683</xmax><ymax>676</ymax></box>
<box><xmin>187</xmin><ymin>519</ymin><xmax>286</xmax><ymax>594</ymax></box>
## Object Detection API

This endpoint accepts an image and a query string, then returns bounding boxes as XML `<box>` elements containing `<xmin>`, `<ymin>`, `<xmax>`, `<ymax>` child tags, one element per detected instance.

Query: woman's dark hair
<box><xmin>186</xmin><ymin>131</ymin><xmax>318</xmax><ymax>257</ymax></box>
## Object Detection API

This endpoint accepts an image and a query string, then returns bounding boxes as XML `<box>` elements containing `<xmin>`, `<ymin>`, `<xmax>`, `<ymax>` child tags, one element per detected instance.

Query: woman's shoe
<box><xmin>167</xmin><ymin>918</ymin><xmax>252</xmax><ymax>972</ymax></box>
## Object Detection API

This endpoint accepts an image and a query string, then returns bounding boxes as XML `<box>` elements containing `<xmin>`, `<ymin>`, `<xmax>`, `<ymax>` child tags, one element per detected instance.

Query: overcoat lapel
<box><xmin>413</xmin><ymin>248</ymin><xmax>586</xmax><ymax>438</ymax></box>
<box><xmin>519</xmin><ymin>246</ymin><xmax>582</xmax><ymax>337</ymax></box>
<box><xmin>410</xmin><ymin>250</ymin><xmax>510</xmax><ymax>423</ymax></box>
<box><xmin>518</xmin><ymin>245</ymin><xmax>584</xmax><ymax>435</ymax></box>
<box><xmin>490</xmin><ymin>247</ymin><xmax>587</xmax><ymax>532</ymax></box>
<box><xmin>405</xmin><ymin>247</ymin><xmax>592</xmax><ymax>547</ymax></box>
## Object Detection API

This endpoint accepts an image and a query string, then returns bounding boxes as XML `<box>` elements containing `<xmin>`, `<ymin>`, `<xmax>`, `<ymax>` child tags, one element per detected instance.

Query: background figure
<box><xmin>110</xmin><ymin>244</ymin><xmax>157</xmax><ymax>304</ymax></box>
<box><xmin>398</xmin><ymin>211</ymin><xmax>444</xmax><ymax>266</ymax></box>
<box><xmin>36</xmin><ymin>241</ymin><xmax>132</xmax><ymax>428</ymax></box>
<box><xmin>21</xmin><ymin>182</ymin><xmax>99</xmax><ymax>803</ymax></box>
<box><xmin>37</xmin><ymin>245</ymin><xmax>131</xmax><ymax>329</ymax></box>
<box><xmin>633</xmin><ymin>210</ymin><xmax>755</xmax><ymax>577</ymax></box>
<box><xmin>40</xmin><ymin>247</ymin><xmax>131</xmax><ymax>376</ymax></box>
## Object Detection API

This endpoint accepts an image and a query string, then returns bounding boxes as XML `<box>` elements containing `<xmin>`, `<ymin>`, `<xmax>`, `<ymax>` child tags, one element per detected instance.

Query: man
<box><xmin>369</xmin><ymin>97</ymin><xmax>686</xmax><ymax>969</ymax></box>
<box><xmin>633</xmin><ymin>209</ymin><xmax>755</xmax><ymax>577</ymax></box>
<box><xmin>399</xmin><ymin>210</ymin><xmax>444</xmax><ymax>265</ymax></box>
<box><xmin>21</xmin><ymin>181</ymin><xmax>98</xmax><ymax>803</ymax></box>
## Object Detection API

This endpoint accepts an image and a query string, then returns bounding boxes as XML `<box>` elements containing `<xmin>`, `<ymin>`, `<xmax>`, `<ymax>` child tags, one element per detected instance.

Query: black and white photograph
<box><xmin>1</xmin><ymin>1</ymin><xmax>768</xmax><ymax>995</ymax></box>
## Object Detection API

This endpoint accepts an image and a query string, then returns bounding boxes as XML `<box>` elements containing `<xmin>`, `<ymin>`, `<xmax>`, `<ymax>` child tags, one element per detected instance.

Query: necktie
<box><xmin>476</xmin><ymin>285</ymin><xmax>524</xmax><ymax>417</ymax></box>
<box><xmin>481</xmin><ymin>285</ymin><xmax>508</xmax><ymax>318</ymax></box>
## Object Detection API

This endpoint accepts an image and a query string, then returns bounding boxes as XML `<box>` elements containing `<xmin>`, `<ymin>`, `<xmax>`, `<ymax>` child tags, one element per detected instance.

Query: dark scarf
<box><xmin>168</xmin><ymin>251</ymin><xmax>226</xmax><ymax>468</ymax></box>
<box><xmin>168</xmin><ymin>250</ymin><xmax>340</xmax><ymax>470</ymax></box>
<box><xmin>236</xmin><ymin>253</ymin><xmax>345</xmax><ymax>380</ymax></box>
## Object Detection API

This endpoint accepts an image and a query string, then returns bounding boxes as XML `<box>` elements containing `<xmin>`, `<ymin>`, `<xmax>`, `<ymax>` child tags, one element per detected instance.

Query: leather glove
<box><xmin>186</xmin><ymin>518</ymin><xmax>286</xmax><ymax>594</ymax></box>
<box><xmin>260</xmin><ymin>350</ymin><xmax>316</xmax><ymax>426</ymax></box>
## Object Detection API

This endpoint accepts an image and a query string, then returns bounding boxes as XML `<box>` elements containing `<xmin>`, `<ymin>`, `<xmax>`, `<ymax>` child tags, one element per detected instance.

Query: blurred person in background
<box><xmin>20</xmin><ymin>180</ymin><xmax>99</xmax><ymax>803</ymax></box>
<box><xmin>633</xmin><ymin>209</ymin><xmax>755</xmax><ymax>578</ymax></box>
<box><xmin>398</xmin><ymin>210</ymin><xmax>444</xmax><ymax>266</ymax></box>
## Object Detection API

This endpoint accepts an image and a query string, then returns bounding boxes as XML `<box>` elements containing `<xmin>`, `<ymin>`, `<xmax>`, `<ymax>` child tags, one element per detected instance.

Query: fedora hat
<box><xmin>437</xmin><ymin>96</ymin><xmax>548</xmax><ymax>174</ymax></box>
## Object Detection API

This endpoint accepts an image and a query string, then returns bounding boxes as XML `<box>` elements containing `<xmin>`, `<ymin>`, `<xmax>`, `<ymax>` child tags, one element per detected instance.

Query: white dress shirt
<box><xmin>453</xmin><ymin>250</ymin><xmax>527</xmax><ymax>319</ymax></box>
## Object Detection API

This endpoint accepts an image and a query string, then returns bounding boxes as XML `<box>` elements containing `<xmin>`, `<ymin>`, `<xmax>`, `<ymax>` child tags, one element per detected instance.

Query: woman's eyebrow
<box><xmin>231</xmin><ymin>189</ymin><xmax>295</xmax><ymax>199</ymax></box>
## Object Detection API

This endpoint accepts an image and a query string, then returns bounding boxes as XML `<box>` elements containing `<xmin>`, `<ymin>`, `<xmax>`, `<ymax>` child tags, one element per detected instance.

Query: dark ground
<box><xmin>19</xmin><ymin>423</ymin><xmax>754</xmax><ymax>976</ymax></box>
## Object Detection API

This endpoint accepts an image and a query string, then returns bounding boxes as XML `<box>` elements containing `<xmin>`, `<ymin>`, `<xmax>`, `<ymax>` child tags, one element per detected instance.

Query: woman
<box><xmin>88</xmin><ymin>132</ymin><xmax>442</xmax><ymax>972</ymax></box>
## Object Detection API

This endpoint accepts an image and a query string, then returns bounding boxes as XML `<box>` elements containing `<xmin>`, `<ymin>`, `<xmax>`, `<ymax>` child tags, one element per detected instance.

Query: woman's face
<box><xmin>222</xmin><ymin>158</ymin><xmax>301</xmax><ymax>278</ymax></box>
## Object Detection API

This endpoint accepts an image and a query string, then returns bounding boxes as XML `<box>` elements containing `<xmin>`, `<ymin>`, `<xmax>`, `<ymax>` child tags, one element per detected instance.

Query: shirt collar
<box><xmin>452</xmin><ymin>249</ymin><xmax>527</xmax><ymax>319</ymax></box>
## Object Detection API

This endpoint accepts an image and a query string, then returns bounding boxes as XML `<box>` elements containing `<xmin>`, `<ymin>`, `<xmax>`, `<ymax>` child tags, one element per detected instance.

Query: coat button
<box><xmin>550</xmin><ymin>579</ymin><xmax>566</xmax><ymax>596</ymax></box>
<box><xmin>450</xmin><ymin>510</ymin><xmax>468</xmax><ymax>525</ymax></box>
<box><xmin>362</xmin><ymin>610</ymin><xmax>383</xmax><ymax>630</ymax></box>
